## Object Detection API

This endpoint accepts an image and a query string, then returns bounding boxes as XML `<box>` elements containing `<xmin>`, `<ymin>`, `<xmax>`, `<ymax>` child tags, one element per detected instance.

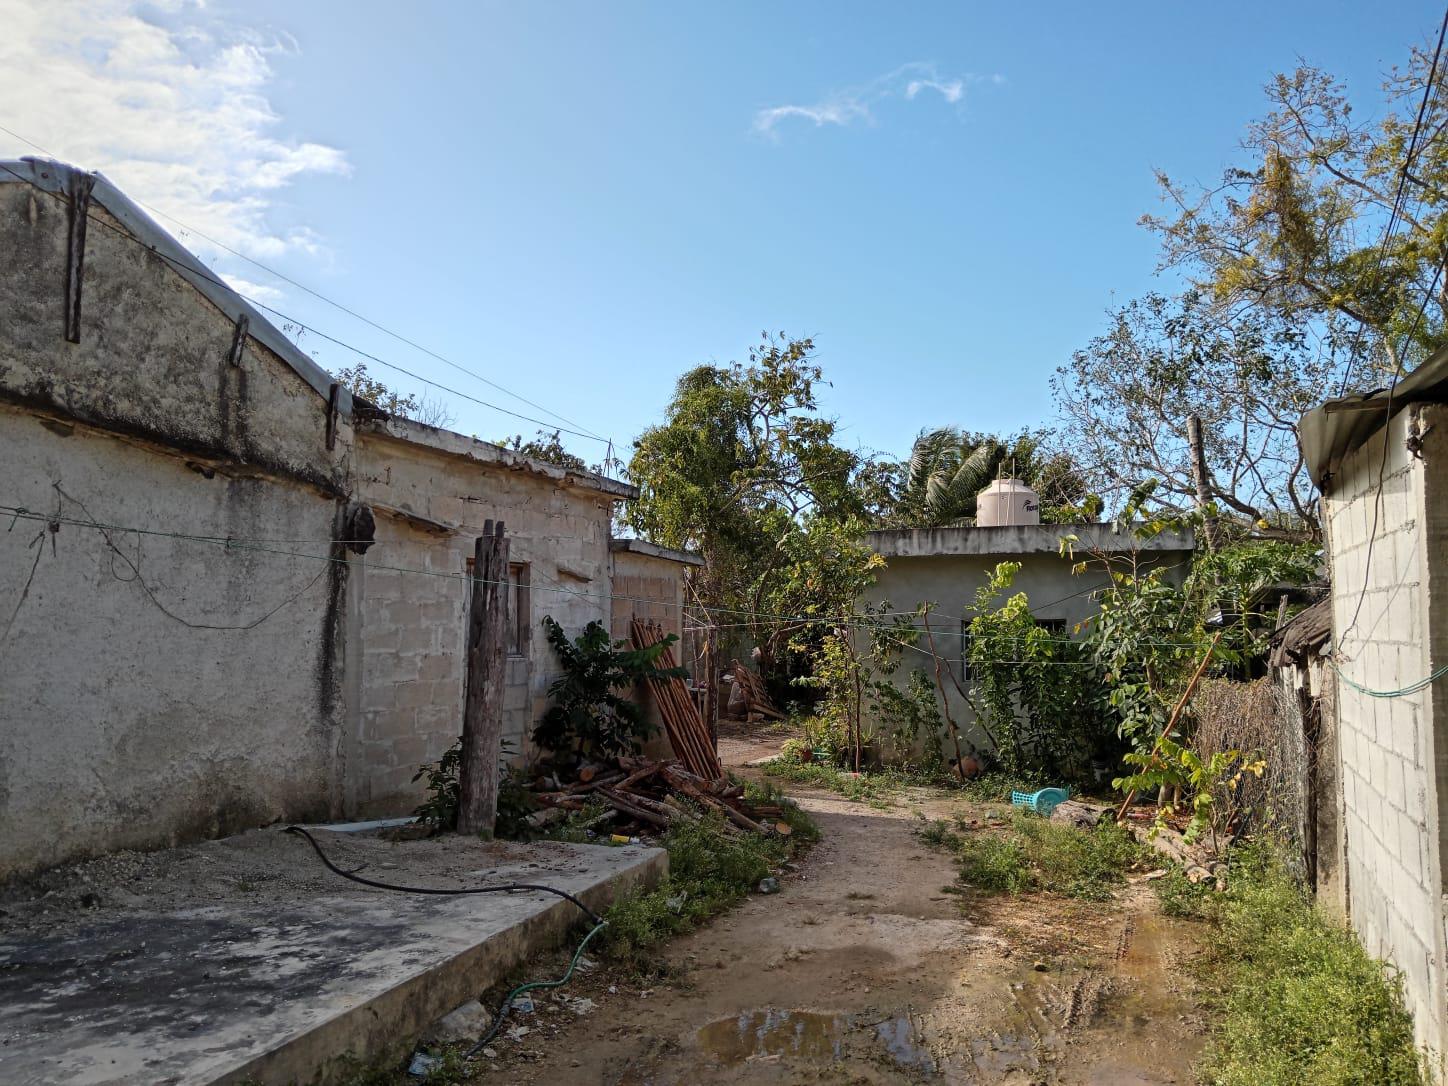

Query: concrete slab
<box><xmin>0</xmin><ymin>827</ymin><xmax>666</xmax><ymax>1085</ymax></box>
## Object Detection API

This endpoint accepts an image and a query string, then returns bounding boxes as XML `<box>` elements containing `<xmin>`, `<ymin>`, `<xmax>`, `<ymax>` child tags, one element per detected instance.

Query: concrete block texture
<box><xmin>1327</xmin><ymin>405</ymin><xmax>1448</xmax><ymax>1071</ymax></box>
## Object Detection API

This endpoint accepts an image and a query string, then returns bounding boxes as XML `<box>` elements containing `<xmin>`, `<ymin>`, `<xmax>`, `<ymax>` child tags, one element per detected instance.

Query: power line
<box><xmin>1336</xmin><ymin>6</ymin><xmax>1448</xmax><ymax>396</ymax></box>
<box><xmin>0</xmin><ymin>122</ymin><xmax>605</xmax><ymax>440</ymax></box>
<box><xmin>0</xmin><ymin>503</ymin><xmax>1217</xmax><ymax>648</ymax></box>
<box><xmin>0</xmin><ymin>158</ymin><xmax>613</xmax><ymax>445</ymax></box>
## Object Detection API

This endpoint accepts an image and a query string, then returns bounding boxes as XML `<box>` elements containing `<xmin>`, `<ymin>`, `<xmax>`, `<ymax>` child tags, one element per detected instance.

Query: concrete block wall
<box><xmin>348</xmin><ymin>427</ymin><xmax>618</xmax><ymax>815</ymax></box>
<box><xmin>1325</xmin><ymin>405</ymin><xmax>1447</xmax><ymax>1068</ymax></box>
<box><xmin>609</xmin><ymin>553</ymin><xmax>687</xmax><ymax>642</ymax></box>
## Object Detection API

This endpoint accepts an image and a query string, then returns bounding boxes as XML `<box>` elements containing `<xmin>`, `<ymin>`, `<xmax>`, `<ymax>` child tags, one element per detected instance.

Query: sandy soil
<box><xmin>461</xmin><ymin>728</ymin><xmax>1207</xmax><ymax>1086</ymax></box>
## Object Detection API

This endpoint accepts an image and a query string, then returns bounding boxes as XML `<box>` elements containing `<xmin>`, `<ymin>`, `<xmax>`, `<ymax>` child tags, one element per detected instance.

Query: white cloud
<box><xmin>754</xmin><ymin>63</ymin><xmax>1001</xmax><ymax>138</ymax></box>
<box><xmin>0</xmin><ymin>0</ymin><xmax>347</xmax><ymax>271</ymax></box>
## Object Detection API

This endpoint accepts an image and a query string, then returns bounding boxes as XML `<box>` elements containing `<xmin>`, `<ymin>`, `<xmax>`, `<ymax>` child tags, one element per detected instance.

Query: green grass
<box><xmin>1175</xmin><ymin>842</ymin><xmax>1425</xmax><ymax>1086</ymax></box>
<box><xmin>917</xmin><ymin>811</ymin><xmax>1146</xmax><ymax>901</ymax></box>
<box><xmin>760</xmin><ymin>757</ymin><xmax>956</xmax><ymax>807</ymax></box>
<box><xmin>597</xmin><ymin>784</ymin><xmax>818</xmax><ymax>972</ymax></box>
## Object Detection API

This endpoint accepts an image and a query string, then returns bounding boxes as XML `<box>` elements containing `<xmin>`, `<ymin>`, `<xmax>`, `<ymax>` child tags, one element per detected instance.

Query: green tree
<box><xmin>1144</xmin><ymin>49</ymin><xmax>1448</xmax><ymax>384</ymax></box>
<box><xmin>1053</xmin><ymin>291</ymin><xmax>1330</xmax><ymax>539</ymax></box>
<box><xmin>495</xmin><ymin>429</ymin><xmax>588</xmax><ymax>472</ymax></box>
<box><xmin>334</xmin><ymin>362</ymin><xmax>454</xmax><ymax>428</ymax></box>
<box><xmin>893</xmin><ymin>427</ymin><xmax>1094</xmax><ymax>527</ymax></box>
<box><xmin>626</xmin><ymin>335</ymin><xmax>880</xmax><ymax>675</ymax></box>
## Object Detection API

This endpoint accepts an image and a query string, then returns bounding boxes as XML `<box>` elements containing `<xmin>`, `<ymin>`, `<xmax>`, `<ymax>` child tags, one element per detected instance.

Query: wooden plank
<box><xmin>458</xmin><ymin>520</ymin><xmax>509</xmax><ymax>836</ymax></box>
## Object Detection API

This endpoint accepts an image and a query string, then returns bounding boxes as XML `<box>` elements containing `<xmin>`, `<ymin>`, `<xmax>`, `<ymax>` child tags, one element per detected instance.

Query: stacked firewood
<box><xmin>529</xmin><ymin>756</ymin><xmax>793</xmax><ymax>837</ymax></box>
<box><xmin>729</xmin><ymin>661</ymin><xmax>783</xmax><ymax>721</ymax></box>
<box><xmin>629</xmin><ymin>617</ymin><xmax>721</xmax><ymax>779</ymax></box>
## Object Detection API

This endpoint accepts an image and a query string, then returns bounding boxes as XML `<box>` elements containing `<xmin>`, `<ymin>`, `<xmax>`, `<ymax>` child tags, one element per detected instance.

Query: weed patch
<box><xmin>599</xmin><ymin>795</ymin><xmax>818</xmax><ymax>972</ymax></box>
<box><xmin>1183</xmin><ymin>842</ymin><xmax>1425</xmax><ymax>1086</ymax></box>
<box><xmin>917</xmin><ymin>812</ymin><xmax>1145</xmax><ymax>901</ymax></box>
<box><xmin>761</xmin><ymin>757</ymin><xmax>954</xmax><ymax>806</ymax></box>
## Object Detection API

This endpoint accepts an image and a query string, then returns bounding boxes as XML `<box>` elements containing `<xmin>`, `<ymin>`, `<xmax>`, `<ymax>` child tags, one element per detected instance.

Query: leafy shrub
<box><xmin>412</xmin><ymin>738</ymin><xmax>536</xmax><ymax>835</ymax></box>
<box><xmin>531</xmin><ymin>617</ymin><xmax>678</xmax><ymax>763</ymax></box>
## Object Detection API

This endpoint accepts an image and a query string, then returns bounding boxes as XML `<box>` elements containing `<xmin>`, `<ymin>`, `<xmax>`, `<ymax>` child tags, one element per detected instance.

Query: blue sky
<box><xmin>2</xmin><ymin>1</ymin><xmax>1441</xmax><ymax>468</ymax></box>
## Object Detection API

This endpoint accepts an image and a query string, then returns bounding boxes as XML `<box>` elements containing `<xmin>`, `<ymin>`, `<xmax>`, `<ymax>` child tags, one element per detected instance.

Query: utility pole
<box><xmin>458</xmin><ymin>520</ymin><xmax>509</xmax><ymax>837</ymax></box>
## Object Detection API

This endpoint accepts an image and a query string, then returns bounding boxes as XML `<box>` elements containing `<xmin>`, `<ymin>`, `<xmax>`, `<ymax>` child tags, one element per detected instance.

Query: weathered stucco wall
<box><xmin>346</xmin><ymin>422</ymin><xmax>619</xmax><ymax>816</ymax></box>
<box><xmin>1325</xmin><ymin>404</ymin><xmax>1448</xmax><ymax>1070</ymax></box>
<box><xmin>0</xmin><ymin>168</ymin><xmax>357</xmax><ymax>879</ymax></box>
<box><xmin>0</xmin><ymin>162</ymin><xmax>633</xmax><ymax>876</ymax></box>
<box><xmin>609</xmin><ymin>547</ymin><xmax>688</xmax><ymax>643</ymax></box>
<box><xmin>860</xmin><ymin>528</ymin><xmax>1192</xmax><ymax>750</ymax></box>
<box><xmin>0</xmin><ymin>406</ymin><xmax>347</xmax><ymax>878</ymax></box>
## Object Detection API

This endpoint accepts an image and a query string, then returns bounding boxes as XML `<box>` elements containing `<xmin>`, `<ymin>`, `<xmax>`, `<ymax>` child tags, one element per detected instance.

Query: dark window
<box><xmin>507</xmin><ymin>563</ymin><xmax>531</xmax><ymax>656</ymax></box>
<box><xmin>463</xmin><ymin>557</ymin><xmax>530</xmax><ymax>656</ymax></box>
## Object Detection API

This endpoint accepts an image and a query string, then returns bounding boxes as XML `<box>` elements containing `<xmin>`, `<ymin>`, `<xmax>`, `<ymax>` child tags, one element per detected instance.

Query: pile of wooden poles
<box><xmin>629</xmin><ymin>616</ymin><xmax>721</xmax><ymax>779</ymax></box>
<box><xmin>730</xmin><ymin>661</ymin><xmax>783</xmax><ymax>721</ymax></box>
<box><xmin>529</xmin><ymin>756</ymin><xmax>792</xmax><ymax>837</ymax></box>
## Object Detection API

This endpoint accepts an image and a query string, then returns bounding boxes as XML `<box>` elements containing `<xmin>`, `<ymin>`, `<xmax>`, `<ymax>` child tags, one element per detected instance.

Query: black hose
<box><xmin>283</xmin><ymin>825</ymin><xmax>604</xmax><ymax>925</ymax></box>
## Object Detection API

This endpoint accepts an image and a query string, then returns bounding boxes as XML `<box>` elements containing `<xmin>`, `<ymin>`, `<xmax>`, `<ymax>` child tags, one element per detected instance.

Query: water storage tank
<box><xmin>976</xmin><ymin>478</ymin><xmax>1040</xmax><ymax>526</ymax></box>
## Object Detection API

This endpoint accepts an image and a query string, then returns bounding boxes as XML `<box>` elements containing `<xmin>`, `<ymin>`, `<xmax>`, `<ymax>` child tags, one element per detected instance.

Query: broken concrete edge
<box><xmin>215</xmin><ymin>846</ymin><xmax>668</xmax><ymax>1086</ymax></box>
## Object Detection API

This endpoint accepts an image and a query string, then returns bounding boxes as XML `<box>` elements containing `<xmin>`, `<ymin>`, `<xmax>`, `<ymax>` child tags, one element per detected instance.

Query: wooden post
<box><xmin>458</xmin><ymin>520</ymin><xmax>509</xmax><ymax>837</ymax></box>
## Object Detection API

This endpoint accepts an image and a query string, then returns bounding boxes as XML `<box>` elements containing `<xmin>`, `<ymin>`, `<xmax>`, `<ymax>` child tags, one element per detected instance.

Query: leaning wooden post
<box><xmin>458</xmin><ymin>520</ymin><xmax>509</xmax><ymax>837</ymax></box>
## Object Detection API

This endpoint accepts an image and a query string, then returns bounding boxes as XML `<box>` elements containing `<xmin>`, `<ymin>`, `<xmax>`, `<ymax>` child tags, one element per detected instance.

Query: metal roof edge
<box><xmin>1</xmin><ymin>157</ymin><xmax>347</xmax><ymax>414</ymax></box>
<box><xmin>1300</xmin><ymin>343</ymin><xmax>1448</xmax><ymax>489</ymax></box>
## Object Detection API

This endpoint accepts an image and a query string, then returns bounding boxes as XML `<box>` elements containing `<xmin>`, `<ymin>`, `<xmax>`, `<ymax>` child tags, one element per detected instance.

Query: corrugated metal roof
<box><xmin>1300</xmin><ymin>344</ymin><xmax>1448</xmax><ymax>489</ymax></box>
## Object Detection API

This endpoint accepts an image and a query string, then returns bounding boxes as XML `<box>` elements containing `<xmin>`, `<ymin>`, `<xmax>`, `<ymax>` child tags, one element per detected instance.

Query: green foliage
<box><xmin>599</xmin><ymin>802</ymin><xmax>816</xmax><ymax>971</ymax></box>
<box><xmin>1116</xmin><ymin>736</ymin><xmax>1264</xmax><ymax>851</ymax></box>
<box><xmin>1153</xmin><ymin>867</ymin><xmax>1214</xmax><ymax>919</ymax></box>
<box><xmin>531</xmin><ymin>617</ymin><xmax>677</xmax><ymax>763</ymax></box>
<box><xmin>919</xmin><ymin>813</ymin><xmax>1146</xmax><ymax>901</ymax></box>
<box><xmin>411</xmin><ymin>739</ymin><xmax>537</xmax><ymax>837</ymax></box>
<box><xmin>964</xmin><ymin>562</ymin><xmax>1114</xmax><ymax>781</ymax></box>
<box><xmin>893</xmin><ymin>427</ymin><xmax>1095</xmax><ymax>527</ymax></box>
<box><xmin>412</xmin><ymin>739</ymin><xmax>462</xmax><ymax>830</ymax></box>
<box><xmin>625</xmin><ymin>336</ymin><xmax>884</xmax><ymax>679</ymax></box>
<box><xmin>760</xmin><ymin>755</ymin><xmax>930</xmax><ymax>806</ymax></box>
<box><xmin>493</xmin><ymin>429</ymin><xmax>588</xmax><ymax>471</ymax></box>
<box><xmin>1191</xmin><ymin>842</ymin><xmax>1425</xmax><ymax>1085</ymax></box>
<box><xmin>333</xmin><ymin>362</ymin><xmax>453</xmax><ymax>428</ymax></box>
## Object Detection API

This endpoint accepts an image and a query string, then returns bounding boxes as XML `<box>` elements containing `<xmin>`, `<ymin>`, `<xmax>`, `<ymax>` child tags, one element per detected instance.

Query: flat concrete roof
<box><xmin>360</xmin><ymin>417</ymin><xmax>636</xmax><ymax>501</ymax></box>
<box><xmin>865</xmin><ymin>522</ymin><xmax>1195</xmax><ymax>559</ymax></box>
<box><xmin>0</xmin><ymin>827</ymin><xmax>664</xmax><ymax>1085</ymax></box>
<box><xmin>609</xmin><ymin>537</ymin><xmax>704</xmax><ymax>566</ymax></box>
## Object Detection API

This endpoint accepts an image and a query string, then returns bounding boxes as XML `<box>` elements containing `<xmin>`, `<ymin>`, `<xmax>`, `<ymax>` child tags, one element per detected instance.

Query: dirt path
<box><xmin>465</xmin><ymin>732</ymin><xmax>1206</xmax><ymax>1085</ymax></box>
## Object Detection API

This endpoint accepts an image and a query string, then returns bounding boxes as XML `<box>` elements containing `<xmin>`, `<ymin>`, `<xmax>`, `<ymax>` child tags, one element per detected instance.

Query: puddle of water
<box><xmin>696</xmin><ymin>1008</ymin><xmax>849</xmax><ymax>1063</ymax></box>
<box><xmin>696</xmin><ymin>1007</ymin><xmax>933</xmax><ymax>1070</ymax></box>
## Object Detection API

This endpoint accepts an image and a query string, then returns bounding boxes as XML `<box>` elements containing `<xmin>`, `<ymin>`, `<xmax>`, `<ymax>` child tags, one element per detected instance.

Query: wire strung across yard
<box><xmin>1330</xmin><ymin>661</ymin><xmax>1448</xmax><ymax>700</ymax></box>
<box><xmin>0</xmin><ymin>502</ymin><xmax>1215</xmax><ymax>650</ymax></box>
<box><xmin>0</xmin><ymin>159</ymin><xmax>614</xmax><ymax>446</ymax></box>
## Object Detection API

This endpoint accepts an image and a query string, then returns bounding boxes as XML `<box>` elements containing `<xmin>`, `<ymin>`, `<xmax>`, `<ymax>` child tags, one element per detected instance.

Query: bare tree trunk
<box><xmin>458</xmin><ymin>520</ymin><xmax>510</xmax><ymax>837</ymax></box>
<box><xmin>1187</xmin><ymin>414</ymin><xmax>1219</xmax><ymax>552</ymax></box>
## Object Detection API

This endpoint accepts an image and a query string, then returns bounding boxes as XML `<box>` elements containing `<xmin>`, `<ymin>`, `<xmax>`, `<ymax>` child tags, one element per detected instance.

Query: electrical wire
<box><xmin>283</xmin><ymin>825</ymin><xmax>604</xmax><ymax>924</ymax></box>
<box><xmin>0</xmin><ymin>159</ymin><xmax>612</xmax><ymax>445</ymax></box>
<box><xmin>1336</xmin><ymin>5</ymin><xmax>1448</xmax><ymax>396</ymax></box>
<box><xmin>285</xmin><ymin>824</ymin><xmax>610</xmax><ymax>1060</ymax></box>
<box><xmin>1331</xmin><ymin>660</ymin><xmax>1448</xmax><ymax>699</ymax></box>
<box><xmin>0</xmin><ymin>502</ymin><xmax>1223</xmax><ymax>649</ymax></box>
